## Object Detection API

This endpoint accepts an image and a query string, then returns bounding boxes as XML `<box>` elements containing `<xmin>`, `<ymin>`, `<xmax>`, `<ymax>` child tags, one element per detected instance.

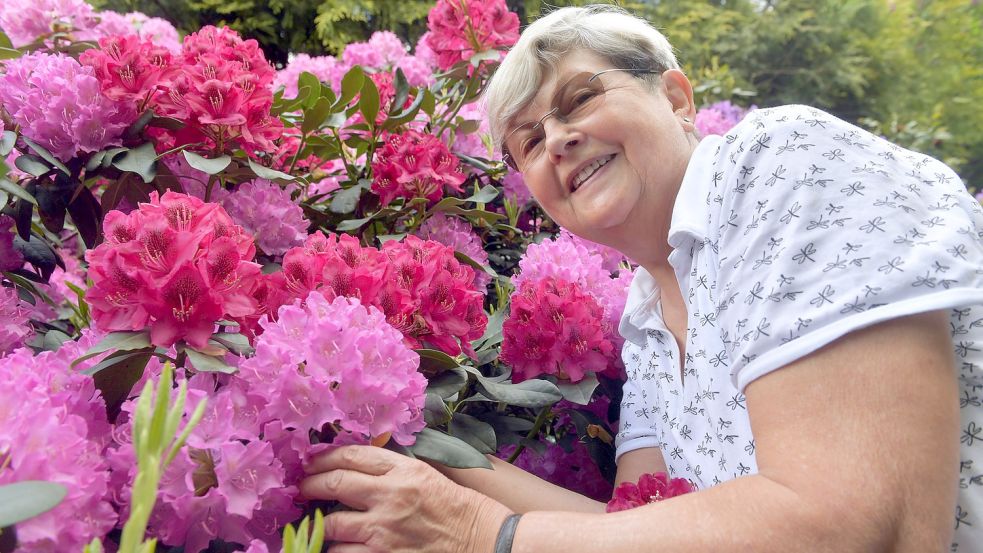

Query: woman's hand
<box><xmin>300</xmin><ymin>445</ymin><xmax>513</xmax><ymax>553</ymax></box>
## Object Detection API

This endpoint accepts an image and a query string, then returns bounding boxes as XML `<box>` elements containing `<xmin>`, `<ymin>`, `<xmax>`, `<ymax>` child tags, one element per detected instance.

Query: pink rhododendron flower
<box><xmin>0</xmin><ymin>214</ymin><xmax>23</xmax><ymax>272</ymax></box>
<box><xmin>606</xmin><ymin>472</ymin><xmax>696</xmax><ymax>512</ymax></box>
<box><xmin>0</xmin><ymin>331</ymin><xmax>117</xmax><ymax>550</ymax></box>
<box><xmin>371</xmin><ymin>129</ymin><xmax>466</xmax><ymax>205</ymax></box>
<box><xmin>416</xmin><ymin>212</ymin><xmax>491</xmax><ymax>289</ymax></box>
<box><xmin>445</xmin><ymin>101</ymin><xmax>491</xmax><ymax>159</ymax></box>
<box><xmin>275</xmin><ymin>53</ymin><xmax>338</xmax><ymax>99</ymax></box>
<box><xmin>80</xmin><ymin>34</ymin><xmax>173</xmax><ymax>103</ymax></box>
<box><xmin>695</xmin><ymin>100</ymin><xmax>755</xmax><ymax>136</ymax></box>
<box><xmin>498</xmin><ymin>439</ymin><xmax>612</xmax><ymax>501</ymax></box>
<box><xmin>219</xmin><ymin>179</ymin><xmax>309</xmax><ymax>257</ymax></box>
<box><xmin>85</xmin><ymin>191</ymin><xmax>262</xmax><ymax>348</ymax></box>
<box><xmin>0</xmin><ymin>286</ymin><xmax>33</xmax><ymax>355</ymax></box>
<box><xmin>240</xmin><ymin>291</ymin><xmax>427</xmax><ymax>446</ymax></box>
<box><xmin>501</xmin><ymin>169</ymin><xmax>532</xmax><ymax>206</ymax></box>
<box><xmin>0</xmin><ymin>52</ymin><xmax>136</xmax><ymax>162</ymax></box>
<box><xmin>0</xmin><ymin>0</ymin><xmax>98</xmax><ymax>47</ymax></box>
<box><xmin>501</xmin><ymin>276</ymin><xmax>620</xmax><ymax>382</ymax></box>
<box><xmin>425</xmin><ymin>0</ymin><xmax>519</xmax><ymax>71</ymax></box>
<box><xmin>396</xmin><ymin>54</ymin><xmax>435</xmax><ymax>87</ymax></box>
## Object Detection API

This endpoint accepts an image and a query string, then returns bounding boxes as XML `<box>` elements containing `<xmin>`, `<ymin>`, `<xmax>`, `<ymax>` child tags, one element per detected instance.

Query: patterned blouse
<box><xmin>614</xmin><ymin>105</ymin><xmax>983</xmax><ymax>551</ymax></box>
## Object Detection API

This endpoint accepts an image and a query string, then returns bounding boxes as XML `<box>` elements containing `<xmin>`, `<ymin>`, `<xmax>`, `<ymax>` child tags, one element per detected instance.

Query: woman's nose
<box><xmin>543</xmin><ymin>119</ymin><xmax>583</xmax><ymax>163</ymax></box>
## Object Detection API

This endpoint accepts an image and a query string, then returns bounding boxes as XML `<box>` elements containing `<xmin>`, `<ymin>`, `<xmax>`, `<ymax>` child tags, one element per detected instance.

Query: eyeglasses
<box><xmin>501</xmin><ymin>68</ymin><xmax>661</xmax><ymax>172</ymax></box>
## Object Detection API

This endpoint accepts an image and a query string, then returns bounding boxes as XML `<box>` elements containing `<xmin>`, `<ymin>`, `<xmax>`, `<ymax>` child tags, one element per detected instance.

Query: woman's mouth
<box><xmin>572</xmin><ymin>154</ymin><xmax>615</xmax><ymax>192</ymax></box>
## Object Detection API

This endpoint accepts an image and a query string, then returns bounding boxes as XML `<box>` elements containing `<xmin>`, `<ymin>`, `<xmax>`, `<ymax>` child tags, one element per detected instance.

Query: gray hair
<box><xmin>484</xmin><ymin>5</ymin><xmax>680</xmax><ymax>145</ymax></box>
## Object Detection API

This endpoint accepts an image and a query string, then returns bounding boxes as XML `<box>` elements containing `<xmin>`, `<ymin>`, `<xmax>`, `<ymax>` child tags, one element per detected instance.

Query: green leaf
<box><xmin>246</xmin><ymin>159</ymin><xmax>295</xmax><ymax>181</ymax></box>
<box><xmin>449</xmin><ymin>412</ymin><xmax>497</xmax><ymax>454</ymax></box>
<box><xmin>358</xmin><ymin>76</ymin><xmax>380</xmax><ymax>128</ymax></box>
<box><xmin>0</xmin><ymin>46</ymin><xmax>20</xmax><ymax>60</ymax></box>
<box><xmin>0</xmin><ymin>481</ymin><xmax>67</xmax><ymax>527</ymax></box>
<box><xmin>182</xmin><ymin>151</ymin><xmax>231</xmax><ymax>175</ymax></box>
<box><xmin>383</xmin><ymin>90</ymin><xmax>426</xmax><ymax>130</ymax></box>
<box><xmin>469</xmin><ymin>49</ymin><xmax>501</xmax><ymax>67</ymax></box>
<box><xmin>426</xmin><ymin>367</ymin><xmax>468</xmax><ymax>399</ymax></box>
<box><xmin>0</xmin><ymin>31</ymin><xmax>11</xmax><ymax>49</ymax></box>
<box><xmin>407</xmin><ymin>427</ymin><xmax>491</xmax><ymax>469</ymax></box>
<box><xmin>472</xmin><ymin>308</ymin><xmax>506</xmax><ymax>351</ymax></box>
<box><xmin>0</xmin><ymin>178</ymin><xmax>37</xmax><ymax>206</ymax></box>
<box><xmin>302</xmin><ymin>96</ymin><xmax>333</xmax><ymax>134</ymax></box>
<box><xmin>85</xmin><ymin>349</ymin><xmax>154</xmax><ymax>420</ymax></box>
<box><xmin>113</xmin><ymin>143</ymin><xmax>157</xmax><ymax>183</ymax></box>
<box><xmin>465</xmin><ymin>184</ymin><xmax>500</xmax><ymax>204</ymax></box>
<box><xmin>0</xmin><ymin>131</ymin><xmax>15</xmax><ymax>156</ymax></box>
<box><xmin>329</xmin><ymin>183</ymin><xmax>363</xmax><ymax>214</ymax></box>
<box><xmin>211</xmin><ymin>332</ymin><xmax>254</xmax><ymax>356</ymax></box>
<box><xmin>390</xmin><ymin>68</ymin><xmax>410</xmax><ymax>114</ymax></box>
<box><xmin>20</xmin><ymin>136</ymin><xmax>69</xmax><ymax>175</ymax></box>
<box><xmin>183</xmin><ymin>347</ymin><xmax>237</xmax><ymax>374</ymax></box>
<box><xmin>420</xmin><ymin>88</ymin><xmax>436</xmax><ymax>117</ymax></box>
<box><xmin>336</xmin><ymin>66</ymin><xmax>365</xmax><ymax>109</ymax></box>
<box><xmin>66</xmin><ymin>185</ymin><xmax>102</xmax><ymax>248</ymax></box>
<box><xmin>453</xmin><ymin>251</ymin><xmax>496</xmax><ymax>282</ymax></box>
<box><xmin>335</xmin><ymin>216</ymin><xmax>372</xmax><ymax>231</ymax></box>
<box><xmin>416</xmin><ymin>348</ymin><xmax>460</xmax><ymax>373</ymax></box>
<box><xmin>125</xmin><ymin>109</ymin><xmax>155</xmax><ymax>137</ymax></box>
<box><xmin>555</xmin><ymin>375</ymin><xmax>600</xmax><ymax>405</ymax></box>
<box><xmin>474</xmin><ymin>376</ymin><xmax>562</xmax><ymax>408</ymax></box>
<box><xmin>73</xmin><ymin>330</ymin><xmax>153</xmax><ymax>367</ymax></box>
<box><xmin>14</xmin><ymin>155</ymin><xmax>50</xmax><ymax>178</ymax></box>
<box><xmin>297</xmin><ymin>71</ymin><xmax>322</xmax><ymax>107</ymax></box>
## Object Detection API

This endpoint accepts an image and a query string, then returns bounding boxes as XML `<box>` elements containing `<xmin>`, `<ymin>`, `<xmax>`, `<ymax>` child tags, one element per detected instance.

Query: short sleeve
<box><xmin>710</xmin><ymin>106</ymin><xmax>983</xmax><ymax>391</ymax></box>
<box><xmin>615</xmin><ymin>375</ymin><xmax>662</xmax><ymax>460</ymax></box>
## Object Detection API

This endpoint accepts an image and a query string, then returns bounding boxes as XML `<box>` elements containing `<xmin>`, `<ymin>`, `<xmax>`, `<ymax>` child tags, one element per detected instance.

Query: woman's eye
<box><xmin>521</xmin><ymin>136</ymin><xmax>542</xmax><ymax>154</ymax></box>
<box><xmin>570</xmin><ymin>89</ymin><xmax>599</xmax><ymax>108</ymax></box>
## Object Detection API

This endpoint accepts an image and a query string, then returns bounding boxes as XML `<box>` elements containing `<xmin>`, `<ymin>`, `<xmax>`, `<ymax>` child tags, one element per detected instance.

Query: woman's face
<box><xmin>504</xmin><ymin>50</ymin><xmax>697</xmax><ymax>251</ymax></box>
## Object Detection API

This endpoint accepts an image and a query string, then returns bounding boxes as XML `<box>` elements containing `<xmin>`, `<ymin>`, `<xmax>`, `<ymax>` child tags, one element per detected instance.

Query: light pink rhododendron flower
<box><xmin>0</xmin><ymin>286</ymin><xmax>33</xmax><ymax>355</ymax></box>
<box><xmin>695</xmin><ymin>100</ymin><xmax>756</xmax><ymax>137</ymax></box>
<box><xmin>85</xmin><ymin>191</ymin><xmax>262</xmax><ymax>348</ymax></box>
<box><xmin>219</xmin><ymin>179</ymin><xmax>309</xmax><ymax>257</ymax></box>
<box><xmin>371</xmin><ymin>129</ymin><xmax>466</xmax><ymax>205</ymax></box>
<box><xmin>606</xmin><ymin>472</ymin><xmax>696</xmax><ymax>512</ymax></box>
<box><xmin>0</xmin><ymin>214</ymin><xmax>23</xmax><ymax>272</ymax></box>
<box><xmin>0</xmin><ymin>0</ymin><xmax>98</xmax><ymax>47</ymax></box>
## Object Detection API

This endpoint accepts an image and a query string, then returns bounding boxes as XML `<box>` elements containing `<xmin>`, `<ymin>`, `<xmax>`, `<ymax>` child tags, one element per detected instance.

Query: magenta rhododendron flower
<box><xmin>425</xmin><ymin>0</ymin><xmax>519</xmax><ymax>71</ymax></box>
<box><xmin>695</xmin><ymin>100</ymin><xmax>755</xmax><ymax>137</ymax></box>
<box><xmin>240</xmin><ymin>291</ymin><xmax>427</xmax><ymax>446</ymax></box>
<box><xmin>416</xmin><ymin>212</ymin><xmax>491</xmax><ymax>289</ymax></box>
<box><xmin>219</xmin><ymin>179</ymin><xmax>309</xmax><ymax>257</ymax></box>
<box><xmin>371</xmin><ymin>129</ymin><xmax>466</xmax><ymax>205</ymax></box>
<box><xmin>606</xmin><ymin>472</ymin><xmax>696</xmax><ymax>513</ymax></box>
<box><xmin>0</xmin><ymin>215</ymin><xmax>23</xmax><ymax>272</ymax></box>
<box><xmin>0</xmin><ymin>52</ymin><xmax>136</xmax><ymax>162</ymax></box>
<box><xmin>85</xmin><ymin>191</ymin><xmax>262</xmax><ymax>348</ymax></box>
<box><xmin>80</xmin><ymin>34</ymin><xmax>173</xmax><ymax>103</ymax></box>
<box><xmin>0</xmin><ymin>331</ymin><xmax>117</xmax><ymax>550</ymax></box>
<box><xmin>498</xmin><ymin>436</ymin><xmax>613</xmax><ymax>501</ymax></box>
<box><xmin>501</xmin><ymin>276</ymin><xmax>620</xmax><ymax>382</ymax></box>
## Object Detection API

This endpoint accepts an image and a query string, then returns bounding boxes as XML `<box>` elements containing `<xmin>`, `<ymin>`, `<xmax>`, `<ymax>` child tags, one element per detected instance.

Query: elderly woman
<box><xmin>302</xmin><ymin>5</ymin><xmax>983</xmax><ymax>552</ymax></box>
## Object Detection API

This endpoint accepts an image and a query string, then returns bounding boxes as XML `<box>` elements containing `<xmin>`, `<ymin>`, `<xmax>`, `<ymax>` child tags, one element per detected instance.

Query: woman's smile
<box><xmin>570</xmin><ymin>153</ymin><xmax>616</xmax><ymax>194</ymax></box>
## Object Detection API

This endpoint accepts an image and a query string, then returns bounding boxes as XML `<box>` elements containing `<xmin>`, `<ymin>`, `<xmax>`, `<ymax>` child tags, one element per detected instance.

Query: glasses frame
<box><xmin>501</xmin><ymin>68</ymin><xmax>661</xmax><ymax>172</ymax></box>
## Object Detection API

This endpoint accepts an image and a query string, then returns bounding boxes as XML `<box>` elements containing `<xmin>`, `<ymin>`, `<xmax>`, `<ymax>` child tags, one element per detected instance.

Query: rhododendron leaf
<box><xmin>297</xmin><ymin>72</ymin><xmax>321</xmax><ymax>108</ymax></box>
<box><xmin>427</xmin><ymin>367</ymin><xmax>468</xmax><ymax>399</ymax></box>
<box><xmin>358</xmin><ymin>77</ymin><xmax>380</xmax><ymax>129</ymax></box>
<box><xmin>211</xmin><ymin>332</ymin><xmax>254</xmax><ymax>356</ymax></box>
<box><xmin>392</xmin><ymin>69</ymin><xmax>410</xmax><ymax>111</ymax></box>
<box><xmin>100</xmin><ymin>147</ymin><xmax>127</xmax><ymax>169</ymax></box>
<box><xmin>0</xmin><ymin>178</ymin><xmax>36</xmax><ymax>206</ymax></box>
<box><xmin>87</xmin><ymin>349</ymin><xmax>154</xmax><ymax>421</ymax></box>
<box><xmin>449</xmin><ymin>412</ymin><xmax>497</xmax><ymax>454</ymax></box>
<box><xmin>466</xmin><ymin>184</ymin><xmax>500</xmax><ymax>204</ymax></box>
<box><xmin>20</xmin><ymin>137</ymin><xmax>69</xmax><ymax>175</ymax></box>
<box><xmin>423</xmin><ymin>392</ymin><xmax>449</xmax><ymax>426</ymax></box>
<box><xmin>73</xmin><ymin>330</ymin><xmax>153</xmax><ymax>367</ymax></box>
<box><xmin>454</xmin><ymin>251</ymin><xmax>497</xmax><ymax>280</ymax></box>
<box><xmin>0</xmin><ymin>31</ymin><xmax>10</xmax><ymax>49</ymax></box>
<box><xmin>555</xmin><ymin>375</ymin><xmax>600</xmax><ymax>406</ymax></box>
<box><xmin>13</xmin><ymin>233</ymin><xmax>60</xmax><ymax>280</ymax></box>
<box><xmin>408</xmin><ymin>427</ymin><xmax>491</xmax><ymax>469</ymax></box>
<box><xmin>147</xmin><ymin>116</ymin><xmax>185</xmax><ymax>131</ymax></box>
<box><xmin>472</xmin><ymin>308</ymin><xmax>506</xmax><ymax>352</ymax></box>
<box><xmin>247</xmin><ymin>159</ymin><xmax>295</xmax><ymax>181</ymax></box>
<box><xmin>14</xmin><ymin>154</ymin><xmax>49</xmax><ymax>178</ymax></box>
<box><xmin>85</xmin><ymin>151</ymin><xmax>107</xmax><ymax>172</ymax></box>
<box><xmin>67</xmin><ymin>185</ymin><xmax>102</xmax><ymax>248</ymax></box>
<box><xmin>113</xmin><ymin>143</ymin><xmax>157</xmax><ymax>184</ymax></box>
<box><xmin>183</xmin><ymin>151</ymin><xmax>232</xmax><ymax>175</ymax></box>
<box><xmin>329</xmin><ymin>183</ymin><xmax>364</xmax><ymax>214</ymax></box>
<box><xmin>417</xmin><ymin>348</ymin><xmax>460</xmax><ymax>373</ymax></box>
<box><xmin>0</xmin><ymin>481</ymin><xmax>67</xmax><ymax>527</ymax></box>
<box><xmin>475</xmin><ymin>377</ymin><xmax>563</xmax><ymax>408</ymax></box>
<box><xmin>125</xmin><ymin>109</ymin><xmax>155</xmax><ymax>138</ymax></box>
<box><xmin>384</xmin><ymin>91</ymin><xmax>426</xmax><ymax>129</ymax></box>
<box><xmin>302</xmin><ymin>97</ymin><xmax>332</xmax><ymax>134</ymax></box>
<box><xmin>457</xmin><ymin>153</ymin><xmax>499</xmax><ymax>175</ymax></box>
<box><xmin>376</xmin><ymin>233</ymin><xmax>407</xmax><ymax>244</ymax></box>
<box><xmin>456</xmin><ymin>119</ymin><xmax>481</xmax><ymax>135</ymax></box>
<box><xmin>0</xmin><ymin>131</ymin><xmax>15</xmax><ymax>156</ymax></box>
<box><xmin>335</xmin><ymin>216</ymin><xmax>372</xmax><ymax>231</ymax></box>
<box><xmin>420</xmin><ymin>88</ymin><xmax>436</xmax><ymax>117</ymax></box>
<box><xmin>0</xmin><ymin>46</ymin><xmax>17</xmax><ymax>60</ymax></box>
<box><xmin>183</xmin><ymin>347</ymin><xmax>237</xmax><ymax>374</ymax></box>
<box><xmin>337</xmin><ymin>66</ymin><xmax>365</xmax><ymax>109</ymax></box>
<box><xmin>277</xmin><ymin>86</ymin><xmax>310</xmax><ymax>114</ymax></box>
<box><xmin>469</xmin><ymin>49</ymin><xmax>502</xmax><ymax>68</ymax></box>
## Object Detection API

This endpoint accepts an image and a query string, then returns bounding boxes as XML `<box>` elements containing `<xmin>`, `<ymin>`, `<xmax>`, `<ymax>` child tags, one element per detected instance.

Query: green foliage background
<box><xmin>90</xmin><ymin>0</ymin><xmax>983</xmax><ymax>190</ymax></box>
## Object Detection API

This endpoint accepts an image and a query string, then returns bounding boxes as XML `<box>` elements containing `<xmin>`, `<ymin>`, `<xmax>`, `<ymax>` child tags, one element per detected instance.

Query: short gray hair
<box><xmin>484</xmin><ymin>5</ymin><xmax>680</xmax><ymax>145</ymax></box>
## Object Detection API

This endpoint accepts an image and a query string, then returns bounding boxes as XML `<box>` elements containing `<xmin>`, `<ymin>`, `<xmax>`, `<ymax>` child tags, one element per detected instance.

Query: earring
<box><xmin>682</xmin><ymin>117</ymin><xmax>692</xmax><ymax>123</ymax></box>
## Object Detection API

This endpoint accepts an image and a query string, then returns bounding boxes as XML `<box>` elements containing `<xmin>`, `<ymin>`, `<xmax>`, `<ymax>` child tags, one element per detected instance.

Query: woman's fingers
<box><xmin>323</xmin><ymin>510</ymin><xmax>374</xmax><ymax>544</ymax></box>
<box><xmin>304</xmin><ymin>445</ymin><xmax>401</xmax><ymax>476</ymax></box>
<box><xmin>299</xmin><ymin>468</ymin><xmax>377</xmax><ymax>509</ymax></box>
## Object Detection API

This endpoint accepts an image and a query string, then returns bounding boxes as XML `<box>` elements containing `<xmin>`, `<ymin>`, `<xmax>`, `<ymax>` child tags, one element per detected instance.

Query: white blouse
<box><xmin>615</xmin><ymin>105</ymin><xmax>983</xmax><ymax>551</ymax></box>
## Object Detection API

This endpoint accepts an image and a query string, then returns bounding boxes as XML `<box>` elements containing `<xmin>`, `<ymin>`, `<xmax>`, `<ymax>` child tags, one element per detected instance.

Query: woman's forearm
<box><xmin>432</xmin><ymin>455</ymin><xmax>607</xmax><ymax>514</ymax></box>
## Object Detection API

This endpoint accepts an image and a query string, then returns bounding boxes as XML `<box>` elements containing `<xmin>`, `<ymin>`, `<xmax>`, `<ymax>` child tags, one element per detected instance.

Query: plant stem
<box><xmin>506</xmin><ymin>405</ymin><xmax>551</xmax><ymax>464</ymax></box>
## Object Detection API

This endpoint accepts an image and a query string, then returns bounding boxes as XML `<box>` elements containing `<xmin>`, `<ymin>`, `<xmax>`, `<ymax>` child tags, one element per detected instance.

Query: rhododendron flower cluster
<box><xmin>498</xmin><ymin>435</ymin><xmax>612</xmax><ymax>501</ymax></box>
<box><xmin>241</xmin><ymin>292</ymin><xmax>427</xmax><ymax>446</ymax></box>
<box><xmin>417</xmin><ymin>212</ymin><xmax>491</xmax><ymax>289</ymax></box>
<box><xmin>0</xmin><ymin>331</ymin><xmax>117</xmax><ymax>550</ymax></box>
<box><xmin>0</xmin><ymin>215</ymin><xmax>23</xmax><ymax>272</ymax></box>
<box><xmin>371</xmin><ymin>129</ymin><xmax>466</xmax><ymax>205</ymax></box>
<box><xmin>79</xmin><ymin>34</ymin><xmax>173</xmax><ymax>103</ymax></box>
<box><xmin>85</xmin><ymin>191</ymin><xmax>262</xmax><ymax>348</ymax></box>
<box><xmin>92</xmin><ymin>10</ymin><xmax>181</xmax><ymax>52</ymax></box>
<box><xmin>425</xmin><ymin>0</ymin><xmax>519</xmax><ymax>71</ymax></box>
<box><xmin>695</xmin><ymin>100</ymin><xmax>756</xmax><ymax>136</ymax></box>
<box><xmin>108</xmin><ymin>370</ymin><xmax>300</xmax><ymax>553</ymax></box>
<box><xmin>0</xmin><ymin>0</ymin><xmax>97</xmax><ymax>47</ymax></box>
<box><xmin>217</xmin><ymin>179</ymin><xmax>309</xmax><ymax>257</ymax></box>
<box><xmin>270</xmin><ymin>233</ymin><xmax>485</xmax><ymax>357</ymax></box>
<box><xmin>0</xmin><ymin>52</ymin><xmax>137</xmax><ymax>162</ymax></box>
<box><xmin>606</xmin><ymin>472</ymin><xmax>696</xmax><ymax>512</ymax></box>
<box><xmin>274</xmin><ymin>53</ymin><xmax>339</xmax><ymax>99</ymax></box>
<box><xmin>0</xmin><ymin>286</ymin><xmax>33</xmax><ymax>355</ymax></box>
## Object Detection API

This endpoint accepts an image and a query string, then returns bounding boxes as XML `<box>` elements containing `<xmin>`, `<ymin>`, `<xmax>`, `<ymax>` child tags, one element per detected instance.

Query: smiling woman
<box><xmin>301</xmin><ymin>5</ymin><xmax>983</xmax><ymax>553</ymax></box>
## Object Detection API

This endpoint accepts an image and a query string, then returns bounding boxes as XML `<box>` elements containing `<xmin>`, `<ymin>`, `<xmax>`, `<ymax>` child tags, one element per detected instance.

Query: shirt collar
<box><xmin>619</xmin><ymin>266</ymin><xmax>662</xmax><ymax>346</ymax></box>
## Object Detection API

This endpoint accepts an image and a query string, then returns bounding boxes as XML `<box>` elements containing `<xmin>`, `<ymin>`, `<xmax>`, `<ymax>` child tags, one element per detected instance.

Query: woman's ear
<box><xmin>661</xmin><ymin>69</ymin><xmax>697</xmax><ymax>128</ymax></box>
